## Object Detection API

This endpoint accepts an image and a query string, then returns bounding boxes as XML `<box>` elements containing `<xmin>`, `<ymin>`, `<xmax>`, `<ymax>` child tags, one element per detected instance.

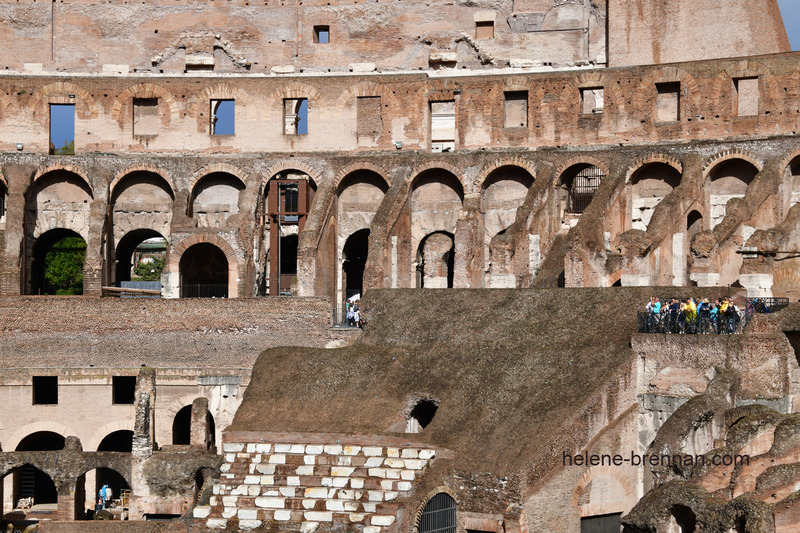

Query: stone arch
<box><xmin>632</xmin><ymin>66</ymin><xmax>700</xmax><ymax>119</ymax></box>
<box><xmin>32</xmin><ymin>164</ymin><xmax>93</xmax><ymax>198</ymax></box>
<box><xmin>408</xmin><ymin>161</ymin><xmax>464</xmax><ymax>190</ymax></box>
<box><xmin>170</xmin><ymin>234</ymin><xmax>239</xmax><ymax>298</ymax></box>
<box><xmin>110</xmin><ymin>165</ymin><xmax>175</xmax><ymax>200</ymax></box>
<box><xmin>702</xmin><ymin>151</ymin><xmax>763</xmax><ymax>178</ymax></box>
<box><xmin>555</xmin><ymin>157</ymin><xmax>610</xmax><ymax>184</ymax></box>
<box><xmin>625</xmin><ymin>155</ymin><xmax>683</xmax><ymax>183</ymax></box>
<box><xmin>267</xmin><ymin>81</ymin><xmax>323</xmax><ymax>106</ymax></box>
<box><xmin>569</xmin><ymin>465</ymin><xmax>635</xmax><ymax>517</ymax></box>
<box><xmin>477</xmin><ymin>157</ymin><xmax>536</xmax><ymax>193</ymax></box>
<box><xmin>163</xmin><ymin>394</ymin><xmax>206</xmax><ymax>428</ymax></box>
<box><xmin>7</xmin><ymin>422</ymin><xmax>72</xmax><ymax>453</ymax></box>
<box><xmin>85</xmin><ymin>420</ymin><xmax>135</xmax><ymax>452</ymax></box>
<box><xmin>412</xmin><ymin>486</ymin><xmax>459</xmax><ymax>533</ymax></box>
<box><xmin>188</xmin><ymin>163</ymin><xmax>251</xmax><ymax>197</ymax></box>
<box><xmin>28</xmin><ymin>81</ymin><xmax>99</xmax><ymax>118</ymax></box>
<box><xmin>333</xmin><ymin>163</ymin><xmax>391</xmax><ymax>192</ymax></box>
<box><xmin>110</xmin><ymin>82</ymin><xmax>180</xmax><ymax>125</ymax></box>
<box><xmin>262</xmin><ymin>161</ymin><xmax>323</xmax><ymax>191</ymax></box>
<box><xmin>778</xmin><ymin>148</ymin><xmax>800</xmax><ymax>176</ymax></box>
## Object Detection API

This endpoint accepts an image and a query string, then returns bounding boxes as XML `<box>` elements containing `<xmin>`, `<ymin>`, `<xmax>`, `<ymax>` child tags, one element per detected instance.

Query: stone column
<box><xmin>1</xmin><ymin>164</ymin><xmax>36</xmax><ymax>295</ymax></box>
<box><xmin>453</xmin><ymin>196</ymin><xmax>482</xmax><ymax>288</ymax></box>
<box><xmin>190</xmin><ymin>397</ymin><xmax>211</xmax><ymax>451</ymax></box>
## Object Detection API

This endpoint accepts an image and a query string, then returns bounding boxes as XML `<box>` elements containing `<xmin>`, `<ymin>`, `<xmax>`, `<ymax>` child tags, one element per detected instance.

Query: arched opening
<box><xmin>336</xmin><ymin>170</ymin><xmax>388</xmax><ymax>305</ymax></box>
<box><xmin>179</xmin><ymin>243</ymin><xmax>228</xmax><ymax>298</ymax></box>
<box><xmin>416</xmin><ymin>232</ymin><xmax>455</xmax><ymax>288</ymax></box>
<box><xmin>94</xmin><ymin>430</ymin><xmax>133</xmax><ymax>512</ymax></box>
<box><xmin>172</xmin><ymin>405</ymin><xmax>192</xmax><ymax>445</ymax></box>
<box><xmin>264</xmin><ymin>171</ymin><xmax>317</xmax><ymax>295</ymax></box>
<box><xmin>406</xmin><ymin>399</ymin><xmax>439</xmax><ymax>433</ymax></box>
<box><xmin>687</xmin><ymin>210</ymin><xmax>703</xmax><ymax>239</ymax></box>
<box><xmin>787</xmin><ymin>156</ymin><xmax>800</xmax><ymax>209</ymax></box>
<box><xmin>417</xmin><ymin>493</ymin><xmax>456</xmax><ymax>533</ymax></box>
<box><xmin>482</xmin><ymin>166</ymin><xmax>533</xmax><ymax>286</ymax></box>
<box><xmin>630</xmin><ymin>163</ymin><xmax>682</xmax><ymax>230</ymax></box>
<box><xmin>559</xmin><ymin>164</ymin><xmax>604</xmax><ymax>216</ymax></box>
<box><xmin>30</xmin><ymin>229</ymin><xmax>86</xmax><ymax>295</ymax></box>
<box><xmin>342</xmin><ymin>229</ymin><xmax>370</xmax><ymax>301</ymax></box>
<box><xmin>667</xmin><ymin>504</ymin><xmax>696</xmax><ymax>533</ymax></box>
<box><xmin>410</xmin><ymin>170</ymin><xmax>463</xmax><ymax>287</ymax></box>
<box><xmin>189</xmin><ymin>173</ymin><xmax>245</xmax><ymax>228</ymax></box>
<box><xmin>707</xmin><ymin>159</ymin><xmax>759</xmax><ymax>228</ymax></box>
<box><xmin>171</xmin><ymin>406</ymin><xmax>216</xmax><ymax>448</ymax></box>
<box><xmin>13</xmin><ymin>432</ymin><xmax>65</xmax><ymax>508</ymax></box>
<box><xmin>114</xmin><ymin>230</ymin><xmax>167</xmax><ymax>286</ymax></box>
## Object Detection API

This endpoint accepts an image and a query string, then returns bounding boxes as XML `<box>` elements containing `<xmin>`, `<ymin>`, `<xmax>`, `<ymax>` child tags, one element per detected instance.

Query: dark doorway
<box><xmin>343</xmin><ymin>229</ymin><xmax>369</xmax><ymax>300</ymax></box>
<box><xmin>30</xmin><ymin>229</ymin><xmax>86</xmax><ymax>295</ymax></box>
<box><xmin>416</xmin><ymin>232</ymin><xmax>455</xmax><ymax>288</ymax></box>
<box><xmin>279</xmin><ymin>234</ymin><xmax>298</xmax><ymax>295</ymax></box>
<box><xmin>115</xmin><ymin>230</ymin><xmax>166</xmax><ymax>285</ymax></box>
<box><xmin>179</xmin><ymin>243</ymin><xmax>228</xmax><ymax>298</ymax></box>
<box><xmin>14</xmin><ymin>432</ymin><xmax>65</xmax><ymax>506</ymax></box>
<box><xmin>173</xmin><ymin>405</ymin><xmax>192</xmax><ymax>445</ymax></box>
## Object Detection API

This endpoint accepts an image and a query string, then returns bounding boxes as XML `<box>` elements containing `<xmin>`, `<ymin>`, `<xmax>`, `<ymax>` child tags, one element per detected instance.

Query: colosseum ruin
<box><xmin>0</xmin><ymin>0</ymin><xmax>799</xmax><ymax>532</ymax></box>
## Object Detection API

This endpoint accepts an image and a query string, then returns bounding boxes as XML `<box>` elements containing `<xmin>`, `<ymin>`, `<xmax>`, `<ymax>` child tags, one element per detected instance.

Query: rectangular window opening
<box><xmin>314</xmin><ymin>25</ymin><xmax>330</xmax><ymax>44</ymax></box>
<box><xmin>476</xmin><ymin>20</ymin><xmax>494</xmax><ymax>39</ymax></box>
<box><xmin>734</xmin><ymin>77</ymin><xmax>759</xmax><ymax>116</ymax></box>
<box><xmin>655</xmin><ymin>82</ymin><xmax>680</xmax><ymax>123</ymax></box>
<box><xmin>357</xmin><ymin>96</ymin><xmax>383</xmax><ymax>137</ymax></box>
<box><xmin>430</xmin><ymin>100</ymin><xmax>455</xmax><ymax>152</ymax></box>
<box><xmin>284</xmin><ymin>98</ymin><xmax>308</xmax><ymax>135</ymax></box>
<box><xmin>579</xmin><ymin>512</ymin><xmax>622</xmax><ymax>533</ymax></box>
<box><xmin>504</xmin><ymin>91</ymin><xmax>528</xmax><ymax>128</ymax></box>
<box><xmin>49</xmin><ymin>104</ymin><xmax>75</xmax><ymax>155</ymax></box>
<box><xmin>32</xmin><ymin>376</ymin><xmax>58</xmax><ymax>405</ymax></box>
<box><xmin>210</xmin><ymin>99</ymin><xmax>235</xmax><ymax>135</ymax></box>
<box><xmin>112</xmin><ymin>376</ymin><xmax>137</xmax><ymax>405</ymax></box>
<box><xmin>133</xmin><ymin>98</ymin><xmax>159</xmax><ymax>136</ymax></box>
<box><xmin>580</xmin><ymin>87</ymin><xmax>604</xmax><ymax>115</ymax></box>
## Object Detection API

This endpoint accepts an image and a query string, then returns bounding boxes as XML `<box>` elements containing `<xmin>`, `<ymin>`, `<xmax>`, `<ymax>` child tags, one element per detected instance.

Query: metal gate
<box><xmin>568</xmin><ymin>165</ymin><xmax>604</xmax><ymax>213</ymax></box>
<box><xmin>417</xmin><ymin>493</ymin><xmax>456</xmax><ymax>533</ymax></box>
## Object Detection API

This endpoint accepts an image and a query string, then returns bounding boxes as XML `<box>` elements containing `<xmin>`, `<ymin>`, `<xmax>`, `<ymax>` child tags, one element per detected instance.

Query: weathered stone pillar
<box><xmin>1</xmin><ymin>164</ymin><xmax>36</xmax><ymax>296</ymax></box>
<box><xmin>190</xmin><ymin>397</ymin><xmax>211</xmax><ymax>451</ymax></box>
<box><xmin>83</xmin><ymin>166</ymin><xmax>110</xmax><ymax>296</ymax></box>
<box><xmin>453</xmin><ymin>196</ymin><xmax>482</xmax><ymax>288</ymax></box>
<box><xmin>129</xmin><ymin>366</ymin><xmax>156</xmax><ymax>521</ymax></box>
<box><xmin>56</xmin><ymin>493</ymin><xmax>75</xmax><ymax>521</ymax></box>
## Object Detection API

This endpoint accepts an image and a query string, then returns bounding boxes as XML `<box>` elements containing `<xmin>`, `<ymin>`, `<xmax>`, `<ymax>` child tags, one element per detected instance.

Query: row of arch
<box><xmin>7</xmin><ymin>149</ymin><xmax>800</xmax><ymax>296</ymax></box>
<box><xmin>2</xmin><ymin>405</ymin><xmax>214</xmax><ymax>516</ymax></box>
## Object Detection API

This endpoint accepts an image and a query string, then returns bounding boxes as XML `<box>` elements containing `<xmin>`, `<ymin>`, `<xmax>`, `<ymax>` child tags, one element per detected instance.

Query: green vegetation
<box><xmin>53</xmin><ymin>139</ymin><xmax>75</xmax><ymax>155</ymax></box>
<box><xmin>133</xmin><ymin>256</ymin><xmax>165</xmax><ymax>281</ymax></box>
<box><xmin>44</xmin><ymin>236</ymin><xmax>86</xmax><ymax>294</ymax></box>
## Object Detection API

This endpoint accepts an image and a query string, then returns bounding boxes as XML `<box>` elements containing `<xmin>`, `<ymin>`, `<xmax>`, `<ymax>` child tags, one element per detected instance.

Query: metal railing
<box><xmin>637</xmin><ymin>297</ymin><xmax>790</xmax><ymax>335</ymax></box>
<box><xmin>180</xmin><ymin>284</ymin><xmax>228</xmax><ymax>298</ymax></box>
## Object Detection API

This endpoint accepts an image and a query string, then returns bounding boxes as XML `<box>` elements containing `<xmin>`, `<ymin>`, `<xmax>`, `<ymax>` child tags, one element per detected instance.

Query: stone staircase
<box><xmin>196</xmin><ymin>441</ymin><xmax>437</xmax><ymax>531</ymax></box>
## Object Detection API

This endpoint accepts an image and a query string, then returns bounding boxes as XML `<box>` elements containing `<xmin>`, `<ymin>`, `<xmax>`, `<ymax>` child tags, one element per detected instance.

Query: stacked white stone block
<box><xmin>197</xmin><ymin>442</ymin><xmax>437</xmax><ymax>531</ymax></box>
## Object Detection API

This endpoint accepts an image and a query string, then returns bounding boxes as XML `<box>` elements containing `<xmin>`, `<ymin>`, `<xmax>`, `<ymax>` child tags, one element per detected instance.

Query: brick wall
<box><xmin>0</xmin><ymin>296</ymin><xmax>357</xmax><ymax>368</ymax></box>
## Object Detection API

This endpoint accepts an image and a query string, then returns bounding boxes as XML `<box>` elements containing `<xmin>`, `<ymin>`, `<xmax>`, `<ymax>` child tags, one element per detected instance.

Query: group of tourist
<box><xmin>345</xmin><ymin>298</ymin><xmax>364</xmax><ymax>328</ymax></box>
<box><xmin>642</xmin><ymin>296</ymin><xmax>743</xmax><ymax>334</ymax></box>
